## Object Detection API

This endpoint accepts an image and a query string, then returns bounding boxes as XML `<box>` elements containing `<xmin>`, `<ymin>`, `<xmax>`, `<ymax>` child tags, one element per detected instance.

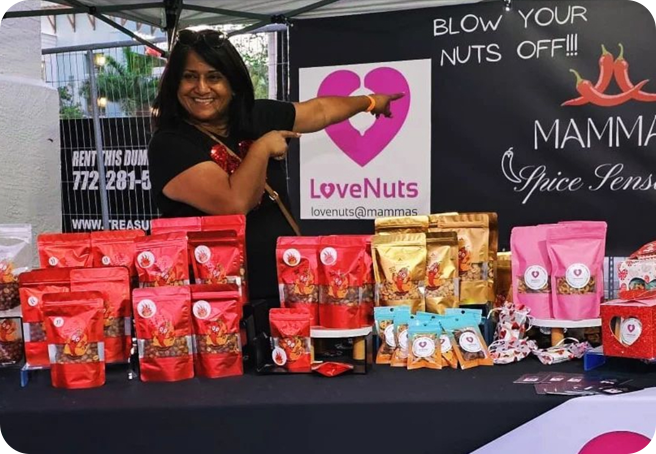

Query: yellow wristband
<box><xmin>365</xmin><ymin>95</ymin><xmax>376</xmax><ymax>112</ymax></box>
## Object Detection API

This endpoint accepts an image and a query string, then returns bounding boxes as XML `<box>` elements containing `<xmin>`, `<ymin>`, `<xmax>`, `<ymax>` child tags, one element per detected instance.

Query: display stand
<box><xmin>532</xmin><ymin>318</ymin><xmax>601</xmax><ymax>346</ymax></box>
<box><xmin>254</xmin><ymin>326</ymin><xmax>374</xmax><ymax>375</ymax></box>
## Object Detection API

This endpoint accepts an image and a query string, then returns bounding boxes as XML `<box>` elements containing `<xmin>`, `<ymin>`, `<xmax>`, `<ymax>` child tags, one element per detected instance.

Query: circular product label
<box><xmin>620</xmin><ymin>318</ymin><xmax>642</xmax><ymax>346</ymax></box>
<box><xmin>193</xmin><ymin>300</ymin><xmax>211</xmax><ymax>320</ymax></box>
<box><xmin>320</xmin><ymin>247</ymin><xmax>337</xmax><ymax>266</ymax></box>
<box><xmin>459</xmin><ymin>332</ymin><xmax>483</xmax><ymax>353</ymax></box>
<box><xmin>137</xmin><ymin>299</ymin><xmax>157</xmax><ymax>319</ymax></box>
<box><xmin>27</xmin><ymin>296</ymin><xmax>39</xmax><ymax>307</ymax></box>
<box><xmin>440</xmin><ymin>335</ymin><xmax>453</xmax><ymax>354</ymax></box>
<box><xmin>101</xmin><ymin>256</ymin><xmax>112</xmax><ymax>266</ymax></box>
<box><xmin>524</xmin><ymin>265</ymin><xmax>548</xmax><ymax>290</ymax></box>
<box><xmin>194</xmin><ymin>245</ymin><xmax>211</xmax><ymax>264</ymax></box>
<box><xmin>48</xmin><ymin>257</ymin><xmax>59</xmax><ymax>267</ymax></box>
<box><xmin>384</xmin><ymin>324</ymin><xmax>397</xmax><ymax>348</ymax></box>
<box><xmin>53</xmin><ymin>317</ymin><xmax>64</xmax><ymax>328</ymax></box>
<box><xmin>272</xmin><ymin>346</ymin><xmax>287</xmax><ymax>366</ymax></box>
<box><xmin>412</xmin><ymin>336</ymin><xmax>436</xmax><ymax>358</ymax></box>
<box><xmin>566</xmin><ymin>263</ymin><xmax>591</xmax><ymax>289</ymax></box>
<box><xmin>398</xmin><ymin>329</ymin><xmax>409</xmax><ymax>351</ymax></box>
<box><xmin>137</xmin><ymin>251</ymin><xmax>155</xmax><ymax>269</ymax></box>
<box><xmin>283</xmin><ymin>249</ymin><xmax>301</xmax><ymax>267</ymax></box>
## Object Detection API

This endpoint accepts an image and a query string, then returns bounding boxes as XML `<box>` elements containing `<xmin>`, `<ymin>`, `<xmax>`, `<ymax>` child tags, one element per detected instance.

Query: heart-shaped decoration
<box><xmin>610</xmin><ymin>316</ymin><xmax>642</xmax><ymax>346</ymax></box>
<box><xmin>317</xmin><ymin>68</ymin><xmax>411</xmax><ymax>167</ymax></box>
<box><xmin>574</xmin><ymin>269</ymin><xmax>582</xmax><ymax>277</ymax></box>
<box><xmin>532</xmin><ymin>271</ymin><xmax>539</xmax><ymax>278</ymax></box>
<box><xmin>466</xmin><ymin>336</ymin><xmax>474</xmax><ymax>343</ymax></box>
<box><xmin>320</xmin><ymin>183</ymin><xmax>335</xmax><ymax>199</ymax></box>
<box><xmin>419</xmin><ymin>341</ymin><xmax>427</xmax><ymax>348</ymax></box>
<box><xmin>618</xmin><ymin>268</ymin><xmax>628</xmax><ymax>280</ymax></box>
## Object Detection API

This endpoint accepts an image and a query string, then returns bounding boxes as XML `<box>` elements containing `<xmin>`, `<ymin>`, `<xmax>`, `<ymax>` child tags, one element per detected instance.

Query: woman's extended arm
<box><xmin>292</xmin><ymin>93</ymin><xmax>404</xmax><ymax>133</ymax></box>
<box><xmin>162</xmin><ymin>130</ymin><xmax>299</xmax><ymax>215</ymax></box>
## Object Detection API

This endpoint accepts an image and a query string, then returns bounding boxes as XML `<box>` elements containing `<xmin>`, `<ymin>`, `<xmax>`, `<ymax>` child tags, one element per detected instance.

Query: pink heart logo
<box><xmin>419</xmin><ymin>341</ymin><xmax>427</xmax><ymax>348</ymax></box>
<box><xmin>574</xmin><ymin>269</ymin><xmax>582</xmax><ymax>277</ymax></box>
<box><xmin>317</xmin><ymin>68</ymin><xmax>410</xmax><ymax>167</ymax></box>
<box><xmin>532</xmin><ymin>271</ymin><xmax>539</xmax><ymax>278</ymax></box>
<box><xmin>628</xmin><ymin>324</ymin><xmax>635</xmax><ymax>333</ymax></box>
<box><xmin>320</xmin><ymin>183</ymin><xmax>335</xmax><ymax>199</ymax></box>
<box><xmin>466</xmin><ymin>336</ymin><xmax>474</xmax><ymax>343</ymax></box>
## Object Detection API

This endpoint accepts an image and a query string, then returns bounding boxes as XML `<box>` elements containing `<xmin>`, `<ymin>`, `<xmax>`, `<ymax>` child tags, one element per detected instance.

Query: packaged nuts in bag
<box><xmin>374</xmin><ymin>216</ymin><xmax>429</xmax><ymax>235</ymax></box>
<box><xmin>374</xmin><ymin>306</ymin><xmax>404</xmax><ymax>364</ymax></box>
<box><xmin>90</xmin><ymin>229</ymin><xmax>145</xmax><ymax>277</ymax></box>
<box><xmin>430</xmin><ymin>214</ymin><xmax>489</xmax><ymax>305</ymax></box>
<box><xmin>276</xmin><ymin>237</ymin><xmax>320</xmax><ymax>325</ymax></box>
<box><xmin>191</xmin><ymin>284</ymin><xmax>243</xmax><ymax>379</ymax></box>
<box><xmin>37</xmin><ymin>232</ymin><xmax>92</xmax><ymax>268</ymax></box>
<box><xmin>19</xmin><ymin>268</ymin><xmax>71</xmax><ymax>368</ymax></box>
<box><xmin>133</xmin><ymin>286</ymin><xmax>194</xmax><ymax>382</ymax></box>
<box><xmin>200</xmin><ymin>215</ymin><xmax>248</xmax><ymax>302</ymax></box>
<box><xmin>546</xmin><ymin>222</ymin><xmax>607</xmax><ymax>320</ymax></box>
<box><xmin>269</xmin><ymin>308</ymin><xmax>312</xmax><ymax>373</ymax></box>
<box><xmin>372</xmin><ymin>233</ymin><xmax>426</xmax><ymax>313</ymax></box>
<box><xmin>135</xmin><ymin>232</ymin><xmax>190</xmax><ymax>288</ymax></box>
<box><xmin>188</xmin><ymin>231</ymin><xmax>244</xmax><ymax>301</ymax></box>
<box><xmin>318</xmin><ymin>236</ymin><xmax>363</xmax><ymax>329</ymax></box>
<box><xmin>391</xmin><ymin>309</ymin><xmax>412</xmax><ymax>367</ymax></box>
<box><xmin>511</xmin><ymin>225</ymin><xmax>553</xmax><ymax>319</ymax></box>
<box><xmin>42</xmin><ymin>291</ymin><xmax>105</xmax><ymax>389</ymax></box>
<box><xmin>425</xmin><ymin>232</ymin><xmax>459</xmax><ymax>314</ymax></box>
<box><xmin>0</xmin><ymin>224</ymin><xmax>32</xmax><ymax>312</ymax></box>
<box><xmin>150</xmin><ymin>216</ymin><xmax>202</xmax><ymax>235</ymax></box>
<box><xmin>407</xmin><ymin>322</ymin><xmax>443</xmax><ymax>370</ymax></box>
<box><xmin>441</xmin><ymin>316</ymin><xmax>493</xmax><ymax>369</ymax></box>
<box><xmin>0</xmin><ymin>317</ymin><xmax>24</xmax><ymax>367</ymax></box>
<box><xmin>71</xmin><ymin>267</ymin><xmax>132</xmax><ymax>364</ymax></box>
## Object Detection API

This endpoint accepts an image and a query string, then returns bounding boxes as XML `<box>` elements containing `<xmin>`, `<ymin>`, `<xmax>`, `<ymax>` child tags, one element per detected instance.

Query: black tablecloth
<box><xmin>2</xmin><ymin>358</ymin><xmax>656</xmax><ymax>454</ymax></box>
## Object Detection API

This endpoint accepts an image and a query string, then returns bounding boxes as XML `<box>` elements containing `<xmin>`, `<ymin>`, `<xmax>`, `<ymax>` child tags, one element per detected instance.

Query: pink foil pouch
<box><xmin>511</xmin><ymin>225</ymin><xmax>553</xmax><ymax>319</ymax></box>
<box><xmin>546</xmin><ymin>222</ymin><xmax>607</xmax><ymax>320</ymax></box>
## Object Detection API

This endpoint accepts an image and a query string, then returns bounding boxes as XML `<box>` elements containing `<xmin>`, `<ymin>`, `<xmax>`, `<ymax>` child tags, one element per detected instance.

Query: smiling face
<box><xmin>177</xmin><ymin>50</ymin><xmax>233</xmax><ymax>125</ymax></box>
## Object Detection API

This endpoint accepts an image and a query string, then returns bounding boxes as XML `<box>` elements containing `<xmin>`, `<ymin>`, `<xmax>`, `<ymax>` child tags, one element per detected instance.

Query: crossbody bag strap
<box><xmin>192</xmin><ymin>123</ymin><xmax>301</xmax><ymax>236</ymax></box>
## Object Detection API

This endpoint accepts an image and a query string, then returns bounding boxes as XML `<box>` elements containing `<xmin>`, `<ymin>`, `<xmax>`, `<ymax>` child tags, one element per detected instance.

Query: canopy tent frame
<box><xmin>4</xmin><ymin>0</ymin><xmax>345</xmax><ymax>57</ymax></box>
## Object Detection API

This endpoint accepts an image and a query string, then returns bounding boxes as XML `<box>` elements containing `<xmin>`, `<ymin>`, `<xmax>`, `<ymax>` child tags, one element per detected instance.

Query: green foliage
<box><xmin>81</xmin><ymin>47</ymin><xmax>159</xmax><ymax>116</ymax></box>
<box><xmin>233</xmin><ymin>33</ymin><xmax>270</xmax><ymax>99</ymax></box>
<box><xmin>58</xmin><ymin>85</ymin><xmax>84</xmax><ymax>119</ymax></box>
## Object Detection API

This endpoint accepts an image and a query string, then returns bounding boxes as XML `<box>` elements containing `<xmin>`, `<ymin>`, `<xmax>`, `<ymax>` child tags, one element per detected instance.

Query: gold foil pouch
<box><xmin>429</xmin><ymin>214</ymin><xmax>489</xmax><ymax>305</ymax></box>
<box><xmin>374</xmin><ymin>216</ymin><xmax>429</xmax><ymax>235</ymax></box>
<box><xmin>496</xmin><ymin>252</ymin><xmax>512</xmax><ymax>307</ymax></box>
<box><xmin>425</xmin><ymin>232</ymin><xmax>459</xmax><ymax>314</ymax></box>
<box><xmin>372</xmin><ymin>233</ymin><xmax>426</xmax><ymax>313</ymax></box>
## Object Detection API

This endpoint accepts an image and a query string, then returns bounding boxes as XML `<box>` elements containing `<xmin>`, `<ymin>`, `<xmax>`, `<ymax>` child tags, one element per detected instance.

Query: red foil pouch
<box><xmin>91</xmin><ymin>229</ymin><xmax>145</xmax><ymax>277</ymax></box>
<box><xmin>312</xmin><ymin>361</ymin><xmax>354</xmax><ymax>377</ymax></box>
<box><xmin>269</xmin><ymin>308</ymin><xmax>312</xmax><ymax>373</ymax></box>
<box><xmin>276</xmin><ymin>237</ymin><xmax>320</xmax><ymax>325</ymax></box>
<box><xmin>37</xmin><ymin>233</ymin><xmax>92</xmax><ymax>268</ymax></box>
<box><xmin>19</xmin><ymin>268</ymin><xmax>71</xmax><ymax>368</ymax></box>
<box><xmin>151</xmin><ymin>216</ymin><xmax>202</xmax><ymax>235</ymax></box>
<box><xmin>135</xmin><ymin>232</ymin><xmax>190</xmax><ymax>287</ymax></box>
<box><xmin>42</xmin><ymin>291</ymin><xmax>105</xmax><ymax>389</ymax></box>
<box><xmin>318</xmin><ymin>236</ymin><xmax>363</xmax><ymax>329</ymax></box>
<box><xmin>71</xmin><ymin>267</ymin><xmax>132</xmax><ymax>363</ymax></box>
<box><xmin>133</xmin><ymin>286</ymin><xmax>193</xmax><ymax>382</ymax></box>
<box><xmin>190</xmin><ymin>284</ymin><xmax>243</xmax><ymax>378</ymax></box>
<box><xmin>188</xmin><ymin>231</ymin><xmax>245</xmax><ymax>306</ymax></box>
<box><xmin>200</xmin><ymin>215</ymin><xmax>248</xmax><ymax>303</ymax></box>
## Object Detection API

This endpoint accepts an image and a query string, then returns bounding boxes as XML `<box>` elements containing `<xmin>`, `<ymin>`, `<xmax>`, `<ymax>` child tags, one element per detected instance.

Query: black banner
<box><xmin>289</xmin><ymin>0</ymin><xmax>656</xmax><ymax>255</ymax></box>
<box><xmin>60</xmin><ymin>117</ymin><xmax>158</xmax><ymax>233</ymax></box>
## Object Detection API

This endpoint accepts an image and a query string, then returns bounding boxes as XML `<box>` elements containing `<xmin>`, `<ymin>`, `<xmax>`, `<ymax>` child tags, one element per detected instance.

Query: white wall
<box><xmin>0</xmin><ymin>1</ymin><xmax>62</xmax><ymax>252</ymax></box>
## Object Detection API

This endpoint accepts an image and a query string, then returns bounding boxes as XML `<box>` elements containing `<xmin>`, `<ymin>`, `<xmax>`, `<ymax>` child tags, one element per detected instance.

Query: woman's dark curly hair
<box><xmin>151</xmin><ymin>29</ymin><xmax>255</xmax><ymax>134</ymax></box>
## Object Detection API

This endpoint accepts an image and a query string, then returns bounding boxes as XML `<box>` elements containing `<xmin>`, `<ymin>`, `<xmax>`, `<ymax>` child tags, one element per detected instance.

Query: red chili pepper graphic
<box><xmin>614</xmin><ymin>43</ymin><xmax>656</xmax><ymax>102</ymax></box>
<box><xmin>569</xmin><ymin>69</ymin><xmax>648</xmax><ymax>107</ymax></box>
<box><xmin>562</xmin><ymin>44</ymin><xmax>614</xmax><ymax>106</ymax></box>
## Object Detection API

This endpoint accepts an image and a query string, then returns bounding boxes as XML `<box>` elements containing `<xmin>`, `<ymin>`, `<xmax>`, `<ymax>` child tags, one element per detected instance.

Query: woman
<box><xmin>148</xmin><ymin>28</ymin><xmax>403</xmax><ymax>300</ymax></box>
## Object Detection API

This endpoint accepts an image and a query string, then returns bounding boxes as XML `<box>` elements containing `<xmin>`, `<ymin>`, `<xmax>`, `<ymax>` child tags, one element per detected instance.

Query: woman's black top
<box><xmin>147</xmin><ymin>99</ymin><xmax>297</xmax><ymax>300</ymax></box>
